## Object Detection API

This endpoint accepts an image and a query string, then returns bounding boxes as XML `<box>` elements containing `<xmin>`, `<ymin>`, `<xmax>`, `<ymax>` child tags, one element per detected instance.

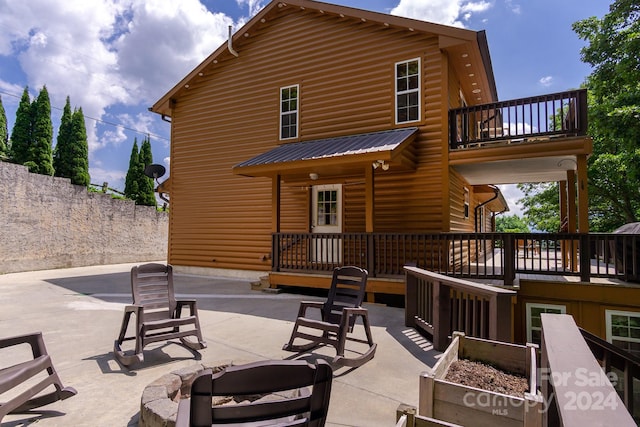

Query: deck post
<box><xmin>503</xmin><ymin>234</ymin><xmax>515</xmax><ymax>285</ymax></box>
<box><xmin>404</xmin><ymin>270</ymin><xmax>418</xmax><ymax>327</ymax></box>
<box><xmin>579</xmin><ymin>233</ymin><xmax>591</xmax><ymax>282</ymax></box>
<box><xmin>433</xmin><ymin>280</ymin><xmax>452</xmax><ymax>351</ymax></box>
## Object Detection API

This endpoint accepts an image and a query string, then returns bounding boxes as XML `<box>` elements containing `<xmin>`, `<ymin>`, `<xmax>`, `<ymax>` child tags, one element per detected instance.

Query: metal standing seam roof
<box><xmin>234</xmin><ymin>127</ymin><xmax>419</xmax><ymax>169</ymax></box>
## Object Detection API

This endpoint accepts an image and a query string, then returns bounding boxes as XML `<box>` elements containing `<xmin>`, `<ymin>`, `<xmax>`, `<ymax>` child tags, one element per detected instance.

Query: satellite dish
<box><xmin>144</xmin><ymin>164</ymin><xmax>166</xmax><ymax>180</ymax></box>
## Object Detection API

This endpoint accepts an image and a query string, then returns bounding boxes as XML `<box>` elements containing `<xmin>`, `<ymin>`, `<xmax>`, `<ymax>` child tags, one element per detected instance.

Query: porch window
<box><xmin>395</xmin><ymin>58</ymin><xmax>421</xmax><ymax>123</ymax></box>
<box><xmin>280</xmin><ymin>85</ymin><xmax>298</xmax><ymax>140</ymax></box>
<box><xmin>606</xmin><ymin>310</ymin><xmax>640</xmax><ymax>358</ymax></box>
<box><xmin>526</xmin><ymin>303</ymin><xmax>566</xmax><ymax>345</ymax></box>
<box><xmin>317</xmin><ymin>189</ymin><xmax>338</xmax><ymax>226</ymax></box>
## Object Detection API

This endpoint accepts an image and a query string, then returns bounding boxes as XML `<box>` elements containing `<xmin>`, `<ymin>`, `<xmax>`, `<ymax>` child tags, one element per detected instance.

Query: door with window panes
<box><xmin>311</xmin><ymin>184</ymin><xmax>342</xmax><ymax>264</ymax></box>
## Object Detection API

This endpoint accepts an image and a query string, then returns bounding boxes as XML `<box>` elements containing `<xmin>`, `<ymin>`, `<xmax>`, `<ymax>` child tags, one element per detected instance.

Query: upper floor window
<box><xmin>280</xmin><ymin>85</ymin><xmax>298</xmax><ymax>140</ymax></box>
<box><xmin>395</xmin><ymin>58</ymin><xmax>421</xmax><ymax>124</ymax></box>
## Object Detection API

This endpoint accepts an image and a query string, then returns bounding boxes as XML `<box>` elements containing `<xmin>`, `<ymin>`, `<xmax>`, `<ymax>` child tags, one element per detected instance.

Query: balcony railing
<box><xmin>449</xmin><ymin>89</ymin><xmax>588</xmax><ymax>149</ymax></box>
<box><xmin>272</xmin><ymin>232</ymin><xmax>640</xmax><ymax>284</ymax></box>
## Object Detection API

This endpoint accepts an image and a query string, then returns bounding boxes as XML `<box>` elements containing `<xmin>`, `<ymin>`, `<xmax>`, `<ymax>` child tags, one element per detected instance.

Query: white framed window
<box><xmin>463</xmin><ymin>187</ymin><xmax>470</xmax><ymax>219</ymax></box>
<box><xmin>280</xmin><ymin>85</ymin><xmax>298</xmax><ymax>140</ymax></box>
<box><xmin>606</xmin><ymin>310</ymin><xmax>640</xmax><ymax>357</ymax></box>
<box><xmin>526</xmin><ymin>303</ymin><xmax>566</xmax><ymax>345</ymax></box>
<box><xmin>395</xmin><ymin>58</ymin><xmax>421</xmax><ymax>124</ymax></box>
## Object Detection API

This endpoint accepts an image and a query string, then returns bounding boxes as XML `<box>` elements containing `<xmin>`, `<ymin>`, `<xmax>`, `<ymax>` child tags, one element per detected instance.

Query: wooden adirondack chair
<box><xmin>176</xmin><ymin>359</ymin><xmax>333</xmax><ymax>427</ymax></box>
<box><xmin>114</xmin><ymin>263</ymin><xmax>206</xmax><ymax>366</ymax></box>
<box><xmin>283</xmin><ymin>266</ymin><xmax>377</xmax><ymax>367</ymax></box>
<box><xmin>0</xmin><ymin>332</ymin><xmax>77</xmax><ymax>422</ymax></box>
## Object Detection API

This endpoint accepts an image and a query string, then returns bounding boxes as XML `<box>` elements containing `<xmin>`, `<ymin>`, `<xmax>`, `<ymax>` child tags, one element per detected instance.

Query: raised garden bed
<box><xmin>419</xmin><ymin>332</ymin><xmax>543</xmax><ymax>427</ymax></box>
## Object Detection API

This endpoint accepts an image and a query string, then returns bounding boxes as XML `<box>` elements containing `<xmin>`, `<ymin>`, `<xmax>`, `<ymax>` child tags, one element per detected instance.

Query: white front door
<box><xmin>311</xmin><ymin>184</ymin><xmax>342</xmax><ymax>263</ymax></box>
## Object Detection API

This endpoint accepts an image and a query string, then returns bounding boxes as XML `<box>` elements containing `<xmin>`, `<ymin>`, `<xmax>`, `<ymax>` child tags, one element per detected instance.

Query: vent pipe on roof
<box><xmin>228</xmin><ymin>25</ymin><xmax>239</xmax><ymax>57</ymax></box>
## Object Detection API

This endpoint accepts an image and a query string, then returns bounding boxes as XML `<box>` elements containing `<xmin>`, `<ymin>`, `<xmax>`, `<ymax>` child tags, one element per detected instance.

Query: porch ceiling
<box><xmin>449</xmin><ymin>136</ymin><xmax>593</xmax><ymax>185</ymax></box>
<box><xmin>232</xmin><ymin>127</ymin><xmax>419</xmax><ymax>179</ymax></box>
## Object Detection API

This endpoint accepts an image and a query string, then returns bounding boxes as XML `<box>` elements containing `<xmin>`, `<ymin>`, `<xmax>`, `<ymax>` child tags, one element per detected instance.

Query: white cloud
<box><xmin>0</xmin><ymin>0</ymin><xmax>233</xmax><ymax>155</ymax></box>
<box><xmin>497</xmin><ymin>184</ymin><xmax>524</xmax><ymax>216</ymax></box>
<box><xmin>539</xmin><ymin>76</ymin><xmax>554</xmax><ymax>87</ymax></box>
<box><xmin>236</xmin><ymin>0</ymin><xmax>267</xmax><ymax>18</ymax></box>
<box><xmin>391</xmin><ymin>0</ymin><xmax>492</xmax><ymax>27</ymax></box>
<box><xmin>505</xmin><ymin>0</ymin><xmax>521</xmax><ymax>14</ymax></box>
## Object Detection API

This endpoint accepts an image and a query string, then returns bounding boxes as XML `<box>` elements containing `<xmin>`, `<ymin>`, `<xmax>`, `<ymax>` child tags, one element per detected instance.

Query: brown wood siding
<box><xmin>449</xmin><ymin>169</ymin><xmax>473</xmax><ymax>232</ymax></box>
<box><xmin>514</xmin><ymin>280</ymin><xmax>640</xmax><ymax>344</ymax></box>
<box><xmin>168</xmin><ymin>8</ymin><xmax>450</xmax><ymax>271</ymax></box>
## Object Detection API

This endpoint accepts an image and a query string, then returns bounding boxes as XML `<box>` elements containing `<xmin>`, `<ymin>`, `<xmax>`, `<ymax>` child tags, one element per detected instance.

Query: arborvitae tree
<box><xmin>124</xmin><ymin>138</ymin><xmax>141</xmax><ymax>201</ymax></box>
<box><xmin>0</xmin><ymin>96</ymin><xmax>8</xmax><ymax>158</ymax></box>
<box><xmin>54</xmin><ymin>98</ymin><xmax>90</xmax><ymax>186</ymax></box>
<box><xmin>9</xmin><ymin>87</ymin><xmax>32</xmax><ymax>165</ymax></box>
<box><xmin>137</xmin><ymin>137</ymin><xmax>157</xmax><ymax>206</ymax></box>
<box><xmin>28</xmin><ymin>86</ymin><xmax>54</xmax><ymax>175</ymax></box>
<box><xmin>69</xmin><ymin>108</ymin><xmax>90</xmax><ymax>186</ymax></box>
<box><xmin>53</xmin><ymin>97</ymin><xmax>73</xmax><ymax>177</ymax></box>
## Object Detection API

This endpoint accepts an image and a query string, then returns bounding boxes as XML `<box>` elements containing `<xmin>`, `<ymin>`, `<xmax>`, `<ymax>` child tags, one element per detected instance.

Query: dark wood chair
<box><xmin>176</xmin><ymin>359</ymin><xmax>333</xmax><ymax>427</ymax></box>
<box><xmin>0</xmin><ymin>332</ymin><xmax>77</xmax><ymax>422</ymax></box>
<box><xmin>114</xmin><ymin>263</ymin><xmax>206</xmax><ymax>366</ymax></box>
<box><xmin>283</xmin><ymin>266</ymin><xmax>376</xmax><ymax>367</ymax></box>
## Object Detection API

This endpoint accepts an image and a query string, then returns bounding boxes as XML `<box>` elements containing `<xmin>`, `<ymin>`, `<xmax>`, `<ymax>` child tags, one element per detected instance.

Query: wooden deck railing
<box><xmin>272</xmin><ymin>232</ymin><xmax>640</xmax><ymax>284</ymax></box>
<box><xmin>403</xmin><ymin>266</ymin><xmax>515</xmax><ymax>351</ymax></box>
<box><xmin>580</xmin><ymin>327</ymin><xmax>640</xmax><ymax>418</ymax></box>
<box><xmin>449</xmin><ymin>89</ymin><xmax>588</xmax><ymax>149</ymax></box>
<box><xmin>540</xmin><ymin>314</ymin><xmax>636</xmax><ymax>426</ymax></box>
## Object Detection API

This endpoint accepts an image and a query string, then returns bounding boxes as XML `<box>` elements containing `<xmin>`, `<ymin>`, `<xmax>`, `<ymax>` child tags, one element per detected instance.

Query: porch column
<box><xmin>577</xmin><ymin>154</ymin><xmax>589</xmax><ymax>232</ymax></box>
<box><xmin>365</xmin><ymin>165</ymin><xmax>375</xmax><ymax>302</ymax></box>
<box><xmin>272</xmin><ymin>174</ymin><xmax>281</xmax><ymax>233</ymax></box>
<box><xmin>559</xmin><ymin>180</ymin><xmax>567</xmax><ymax>230</ymax></box>
<box><xmin>567</xmin><ymin>170</ymin><xmax>577</xmax><ymax>234</ymax></box>
<box><xmin>365</xmin><ymin>165</ymin><xmax>374</xmax><ymax>232</ymax></box>
<box><xmin>567</xmin><ymin>170</ymin><xmax>578</xmax><ymax>271</ymax></box>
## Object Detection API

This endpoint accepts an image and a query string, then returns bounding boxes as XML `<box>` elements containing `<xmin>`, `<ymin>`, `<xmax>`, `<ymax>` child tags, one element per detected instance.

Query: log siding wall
<box><xmin>166</xmin><ymin>8</ymin><xmax>472</xmax><ymax>272</ymax></box>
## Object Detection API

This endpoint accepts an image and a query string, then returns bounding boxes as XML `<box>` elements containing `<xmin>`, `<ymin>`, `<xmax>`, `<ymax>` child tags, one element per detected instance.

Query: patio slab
<box><xmin>0</xmin><ymin>263</ymin><xmax>441</xmax><ymax>427</ymax></box>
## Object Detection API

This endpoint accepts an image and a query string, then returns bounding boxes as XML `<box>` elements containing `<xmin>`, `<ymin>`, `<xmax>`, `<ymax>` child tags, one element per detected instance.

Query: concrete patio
<box><xmin>0</xmin><ymin>263</ymin><xmax>440</xmax><ymax>426</ymax></box>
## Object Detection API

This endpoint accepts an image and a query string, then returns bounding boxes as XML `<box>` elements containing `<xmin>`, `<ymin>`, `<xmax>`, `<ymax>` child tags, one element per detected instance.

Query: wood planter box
<box><xmin>419</xmin><ymin>332</ymin><xmax>543</xmax><ymax>427</ymax></box>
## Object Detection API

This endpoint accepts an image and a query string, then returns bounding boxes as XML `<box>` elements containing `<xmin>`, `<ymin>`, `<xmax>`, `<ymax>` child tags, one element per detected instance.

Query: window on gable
<box><xmin>280</xmin><ymin>85</ymin><xmax>298</xmax><ymax>140</ymax></box>
<box><xmin>395</xmin><ymin>58</ymin><xmax>421</xmax><ymax>124</ymax></box>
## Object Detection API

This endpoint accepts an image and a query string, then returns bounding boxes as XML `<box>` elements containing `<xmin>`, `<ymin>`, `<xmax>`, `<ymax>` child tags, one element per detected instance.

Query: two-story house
<box><xmin>150</xmin><ymin>0</ymin><xmax>591</xmax><ymax>299</ymax></box>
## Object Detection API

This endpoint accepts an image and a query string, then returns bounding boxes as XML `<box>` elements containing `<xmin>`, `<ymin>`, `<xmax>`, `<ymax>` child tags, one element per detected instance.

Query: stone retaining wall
<box><xmin>0</xmin><ymin>161</ymin><xmax>168</xmax><ymax>273</ymax></box>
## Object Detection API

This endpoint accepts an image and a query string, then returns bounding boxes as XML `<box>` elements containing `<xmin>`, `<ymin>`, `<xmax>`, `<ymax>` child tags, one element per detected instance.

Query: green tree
<box><xmin>28</xmin><ymin>86</ymin><xmax>54</xmax><ymax>175</ymax></box>
<box><xmin>495</xmin><ymin>214</ymin><xmax>531</xmax><ymax>233</ymax></box>
<box><xmin>54</xmin><ymin>98</ymin><xmax>90</xmax><ymax>186</ymax></box>
<box><xmin>124</xmin><ymin>138</ymin><xmax>142</xmax><ymax>202</ymax></box>
<box><xmin>137</xmin><ymin>137</ymin><xmax>157</xmax><ymax>206</ymax></box>
<box><xmin>53</xmin><ymin>97</ymin><xmax>73</xmax><ymax>178</ymax></box>
<box><xmin>69</xmin><ymin>108</ymin><xmax>90</xmax><ymax>186</ymax></box>
<box><xmin>0</xmin><ymin>95</ymin><xmax>8</xmax><ymax>158</ymax></box>
<box><xmin>573</xmin><ymin>0</ymin><xmax>640</xmax><ymax>231</ymax></box>
<box><xmin>518</xmin><ymin>183</ymin><xmax>562</xmax><ymax>233</ymax></box>
<box><xmin>9</xmin><ymin>87</ymin><xmax>32</xmax><ymax>165</ymax></box>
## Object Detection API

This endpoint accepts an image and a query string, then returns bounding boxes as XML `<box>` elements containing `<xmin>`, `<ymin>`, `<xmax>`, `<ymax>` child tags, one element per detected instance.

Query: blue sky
<box><xmin>0</xmin><ymin>0</ymin><xmax>610</xmax><ymax>214</ymax></box>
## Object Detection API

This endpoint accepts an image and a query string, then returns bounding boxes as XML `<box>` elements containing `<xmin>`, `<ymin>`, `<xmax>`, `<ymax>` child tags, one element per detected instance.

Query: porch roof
<box><xmin>233</xmin><ymin>127</ymin><xmax>419</xmax><ymax>178</ymax></box>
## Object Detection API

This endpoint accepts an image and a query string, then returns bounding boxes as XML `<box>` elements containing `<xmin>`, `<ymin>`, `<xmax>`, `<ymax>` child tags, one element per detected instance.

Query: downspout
<box><xmin>228</xmin><ymin>25</ymin><xmax>239</xmax><ymax>57</ymax></box>
<box><xmin>474</xmin><ymin>185</ymin><xmax>501</xmax><ymax>232</ymax></box>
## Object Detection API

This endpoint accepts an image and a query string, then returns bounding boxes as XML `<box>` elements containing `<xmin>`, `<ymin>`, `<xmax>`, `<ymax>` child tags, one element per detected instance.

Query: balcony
<box><xmin>449</xmin><ymin>89</ymin><xmax>588</xmax><ymax>150</ymax></box>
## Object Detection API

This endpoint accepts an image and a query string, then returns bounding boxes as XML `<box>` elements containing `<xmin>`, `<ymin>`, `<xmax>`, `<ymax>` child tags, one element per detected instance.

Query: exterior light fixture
<box><xmin>372</xmin><ymin>160</ymin><xmax>389</xmax><ymax>170</ymax></box>
<box><xmin>309</xmin><ymin>172</ymin><xmax>319</xmax><ymax>180</ymax></box>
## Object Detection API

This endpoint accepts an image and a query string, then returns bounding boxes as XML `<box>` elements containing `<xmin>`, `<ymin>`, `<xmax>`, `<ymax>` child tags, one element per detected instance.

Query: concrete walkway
<box><xmin>0</xmin><ymin>263</ymin><xmax>441</xmax><ymax>426</ymax></box>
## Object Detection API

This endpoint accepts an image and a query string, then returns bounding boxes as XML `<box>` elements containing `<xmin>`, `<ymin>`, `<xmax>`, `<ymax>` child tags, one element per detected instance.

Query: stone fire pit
<box><xmin>139</xmin><ymin>361</ymin><xmax>232</xmax><ymax>427</ymax></box>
